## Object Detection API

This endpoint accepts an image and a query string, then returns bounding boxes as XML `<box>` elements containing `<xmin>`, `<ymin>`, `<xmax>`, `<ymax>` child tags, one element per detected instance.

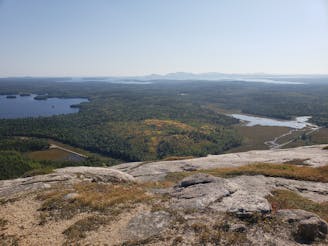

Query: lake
<box><xmin>229</xmin><ymin>114</ymin><xmax>317</xmax><ymax>129</ymax></box>
<box><xmin>0</xmin><ymin>94</ymin><xmax>88</xmax><ymax>119</ymax></box>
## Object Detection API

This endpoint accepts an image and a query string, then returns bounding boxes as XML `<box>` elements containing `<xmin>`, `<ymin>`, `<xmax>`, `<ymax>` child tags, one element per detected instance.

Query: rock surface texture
<box><xmin>113</xmin><ymin>144</ymin><xmax>328</xmax><ymax>181</ymax></box>
<box><xmin>0</xmin><ymin>166</ymin><xmax>135</xmax><ymax>198</ymax></box>
<box><xmin>0</xmin><ymin>145</ymin><xmax>328</xmax><ymax>245</ymax></box>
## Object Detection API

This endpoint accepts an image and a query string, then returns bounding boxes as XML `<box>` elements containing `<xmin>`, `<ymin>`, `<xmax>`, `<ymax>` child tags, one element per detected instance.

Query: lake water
<box><xmin>229</xmin><ymin>114</ymin><xmax>317</xmax><ymax>129</ymax></box>
<box><xmin>0</xmin><ymin>94</ymin><xmax>88</xmax><ymax>119</ymax></box>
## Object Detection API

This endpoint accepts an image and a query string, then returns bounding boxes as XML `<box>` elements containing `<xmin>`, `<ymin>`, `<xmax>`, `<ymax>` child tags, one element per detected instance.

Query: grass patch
<box><xmin>188</xmin><ymin>221</ymin><xmax>249</xmax><ymax>245</ymax></box>
<box><xmin>0</xmin><ymin>234</ymin><xmax>19</xmax><ymax>246</ymax></box>
<box><xmin>72</xmin><ymin>182</ymin><xmax>151</xmax><ymax>211</ymax></box>
<box><xmin>164</xmin><ymin>163</ymin><xmax>328</xmax><ymax>184</ymax></box>
<box><xmin>63</xmin><ymin>215</ymin><xmax>107</xmax><ymax>243</ymax></box>
<box><xmin>267</xmin><ymin>189</ymin><xmax>328</xmax><ymax>222</ymax></box>
<box><xmin>38</xmin><ymin>182</ymin><xmax>152</xmax><ymax>222</ymax></box>
<box><xmin>204</xmin><ymin>163</ymin><xmax>328</xmax><ymax>183</ymax></box>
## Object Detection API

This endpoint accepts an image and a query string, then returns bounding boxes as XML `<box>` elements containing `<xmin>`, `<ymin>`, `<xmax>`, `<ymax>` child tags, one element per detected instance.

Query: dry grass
<box><xmin>38</xmin><ymin>182</ymin><xmax>152</xmax><ymax>222</ymax></box>
<box><xmin>73</xmin><ymin>182</ymin><xmax>151</xmax><ymax>211</ymax></box>
<box><xmin>267</xmin><ymin>189</ymin><xmax>328</xmax><ymax>222</ymax></box>
<box><xmin>0</xmin><ymin>218</ymin><xmax>18</xmax><ymax>246</ymax></box>
<box><xmin>204</xmin><ymin>163</ymin><xmax>328</xmax><ymax>183</ymax></box>
<box><xmin>0</xmin><ymin>234</ymin><xmax>19</xmax><ymax>246</ymax></box>
<box><xmin>189</xmin><ymin>221</ymin><xmax>249</xmax><ymax>245</ymax></box>
<box><xmin>63</xmin><ymin>215</ymin><xmax>107</xmax><ymax>243</ymax></box>
<box><xmin>0</xmin><ymin>218</ymin><xmax>8</xmax><ymax>230</ymax></box>
<box><xmin>164</xmin><ymin>163</ymin><xmax>328</xmax><ymax>184</ymax></box>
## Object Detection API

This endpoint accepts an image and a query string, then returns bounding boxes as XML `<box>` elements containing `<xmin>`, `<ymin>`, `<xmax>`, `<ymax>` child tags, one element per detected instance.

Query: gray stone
<box><xmin>63</xmin><ymin>192</ymin><xmax>79</xmax><ymax>201</ymax></box>
<box><xmin>169</xmin><ymin>174</ymin><xmax>237</xmax><ymax>210</ymax></box>
<box><xmin>0</xmin><ymin>167</ymin><xmax>135</xmax><ymax>198</ymax></box>
<box><xmin>225</xmin><ymin>194</ymin><xmax>272</xmax><ymax>218</ymax></box>
<box><xmin>296</xmin><ymin>217</ymin><xmax>328</xmax><ymax>243</ymax></box>
<box><xmin>277</xmin><ymin>209</ymin><xmax>328</xmax><ymax>243</ymax></box>
<box><xmin>55</xmin><ymin>166</ymin><xmax>136</xmax><ymax>183</ymax></box>
<box><xmin>124</xmin><ymin>211</ymin><xmax>172</xmax><ymax>241</ymax></box>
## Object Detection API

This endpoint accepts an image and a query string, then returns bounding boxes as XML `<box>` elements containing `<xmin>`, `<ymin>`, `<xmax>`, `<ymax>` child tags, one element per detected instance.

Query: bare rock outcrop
<box><xmin>163</xmin><ymin>173</ymin><xmax>328</xmax><ymax>221</ymax></box>
<box><xmin>1</xmin><ymin>145</ymin><xmax>328</xmax><ymax>245</ymax></box>
<box><xmin>113</xmin><ymin>145</ymin><xmax>328</xmax><ymax>182</ymax></box>
<box><xmin>55</xmin><ymin>166</ymin><xmax>136</xmax><ymax>183</ymax></box>
<box><xmin>167</xmin><ymin>174</ymin><xmax>271</xmax><ymax>217</ymax></box>
<box><xmin>169</xmin><ymin>174</ymin><xmax>237</xmax><ymax>210</ymax></box>
<box><xmin>0</xmin><ymin>167</ymin><xmax>135</xmax><ymax>199</ymax></box>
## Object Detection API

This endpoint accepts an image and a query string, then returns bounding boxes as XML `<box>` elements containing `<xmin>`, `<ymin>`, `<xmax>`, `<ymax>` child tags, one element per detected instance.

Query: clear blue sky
<box><xmin>0</xmin><ymin>0</ymin><xmax>327</xmax><ymax>76</ymax></box>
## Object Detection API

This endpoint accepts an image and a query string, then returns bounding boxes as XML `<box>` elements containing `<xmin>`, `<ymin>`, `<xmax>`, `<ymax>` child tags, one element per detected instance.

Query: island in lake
<box><xmin>0</xmin><ymin>94</ymin><xmax>89</xmax><ymax>119</ymax></box>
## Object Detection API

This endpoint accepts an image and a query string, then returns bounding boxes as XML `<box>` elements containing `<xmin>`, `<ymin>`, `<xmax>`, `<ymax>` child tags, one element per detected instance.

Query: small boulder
<box><xmin>277</xmin><ymin>209</ymin><xmax>328</xmax><ymax>243</ymax></box>
<box><xmin>296</xmin><ymin>217</ymin><xmax>328</xmax><ymax>243</ymax></box>
<box><xmin>226</xmin><ymin>194</ymin><xmax>272</xmax><ymax>219</ymax></box>
<box><xmin>63</xmin><ymin>192</ymin><xmax>79</xmax><ymax>201</ymax></box>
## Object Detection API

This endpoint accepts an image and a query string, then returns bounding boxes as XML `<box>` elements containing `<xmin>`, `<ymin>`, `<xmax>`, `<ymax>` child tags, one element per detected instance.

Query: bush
<box><xmin>0</xmin><ymin>151</ymin><xmax>41</xmax><ymax>180</ymax></box>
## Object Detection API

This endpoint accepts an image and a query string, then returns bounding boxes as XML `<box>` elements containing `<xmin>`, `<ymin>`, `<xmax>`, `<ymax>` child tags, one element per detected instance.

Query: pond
<box><xmin>229</xmin><ymin>114</ymin><xmax>317</xmax><ymax>129</ymax></box>
<box><xmin>0</xmin><ymin>94</ymin><xmax>88</xmax><ymax>119</ymax></box>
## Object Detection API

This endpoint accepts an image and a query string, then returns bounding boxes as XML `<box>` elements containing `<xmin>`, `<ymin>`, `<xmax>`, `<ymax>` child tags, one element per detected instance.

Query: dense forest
<box><xmin>0</xmin><ymin>78</ymin><xmax>327</xmax><ymax>162</ymax></box>
<box><xmin>0</xmin><ymin>137</ymin><xmax>112</xmax><ymax>180</ymax></box>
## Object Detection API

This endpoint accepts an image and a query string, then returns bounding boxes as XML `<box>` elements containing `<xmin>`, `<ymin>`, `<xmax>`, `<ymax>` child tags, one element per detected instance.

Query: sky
<box><xmin>0</xmin><ymin>0</ymin><xmax>327</xmax><ymax>77</ymax></box>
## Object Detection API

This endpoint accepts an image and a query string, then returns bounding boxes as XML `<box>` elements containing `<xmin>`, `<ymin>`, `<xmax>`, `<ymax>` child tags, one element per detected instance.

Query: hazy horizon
<box><xmin>0</xmin><ymin>0</ymin><xmax>328</xmax><ymax>77</ymax></box>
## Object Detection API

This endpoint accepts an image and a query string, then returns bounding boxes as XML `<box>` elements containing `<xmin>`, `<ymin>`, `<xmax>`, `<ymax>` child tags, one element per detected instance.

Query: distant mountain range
<box><xmin>67</xmin><ymin>72</ymin><xmax>327</xmax><ymax>85</ymax></box>
<box><xmin>103</xmin><ymin>72</ymin><xmax>328</xmax><ymax>81</ymax></box>
<box><xmin>4</xmin><ymin>73</ymin><xmax>327</xmax><ymax>85</ymax></box>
